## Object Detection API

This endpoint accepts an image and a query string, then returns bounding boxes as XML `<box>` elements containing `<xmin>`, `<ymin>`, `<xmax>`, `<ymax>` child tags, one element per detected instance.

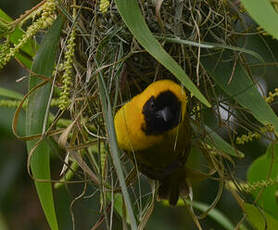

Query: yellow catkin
<box><xmin>100</xmin><ymin>143</ymin><xmax>107</xmax><ymax>179</ymax></box>
<box><xmin>265</xmin><ymin>88</ymin><xmax>278</xmax><ymax>104</ymax></box>
<box><xmin>236</xmin><ymin>124</ymin><xmax>274</xmax><ymax>145</ymax></box>
<box><xmin>227</xmin><ymin>179</ymin><xmax>277</xmax><ymax>194</ymax></box>
<box><xmin>0</xmin><ymin>40</ymin><xmax>11</xmax><ymax>69</ymax></box>
<box><xmin>192</xmin><ymin>104</ymin><xmax>201</xmax><ymax>119</ymax></box>
<box><xmin>0</xmin><ymin>98</ymin><xmax>60</xmax><ymax>109</ymax></box>
<box><xmin>99</xmin><ymin>0</ymin><xmax>110</xmax><ymax>13</ymax></box>
<box><xmin>0</xmin><ymin>0</ymin><xmax>56</xmax><ymax>69</ymax></box>
<box><xmin>0</xmin><ymin>99</ymin><xmax>25</xmax><ymax>108</ymax></box>
<box><xmin>240</xmin><ymin>179</ymin><xmax>276</xmax><ymax>193</ymax></box>
<box><xmin>57</xmin><ymin>5</ymin><xmax>77</xmax><ymax>111</ymax></box>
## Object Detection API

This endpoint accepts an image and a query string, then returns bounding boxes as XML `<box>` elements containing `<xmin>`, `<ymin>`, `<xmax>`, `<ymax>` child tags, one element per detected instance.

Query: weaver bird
<box><xmin>114</xmin><ymin>79</ymin><xmax>191</xmax><ymax>205</ymax></box>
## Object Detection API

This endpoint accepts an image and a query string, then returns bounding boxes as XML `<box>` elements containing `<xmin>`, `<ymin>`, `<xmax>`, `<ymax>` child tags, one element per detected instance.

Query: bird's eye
<box><xmin>149</xmin><ymin>98</ymin><xmax>155</xmax><ymax>109</ymax></box>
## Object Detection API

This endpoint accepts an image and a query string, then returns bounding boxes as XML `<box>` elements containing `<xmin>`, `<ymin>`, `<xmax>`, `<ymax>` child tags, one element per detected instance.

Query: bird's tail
<box><xmin>158</xmin><ymin>167</ymin><xmax>188</xmax><ymax>206</ymax></box>
<box><xmin>158</xmin><ymin>167</ymin><xmax>208</xmax><ymax>205</ymax></box>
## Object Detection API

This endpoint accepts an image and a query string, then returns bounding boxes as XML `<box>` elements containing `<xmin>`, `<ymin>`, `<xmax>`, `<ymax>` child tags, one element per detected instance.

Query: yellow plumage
<box><xmin>114</xmin><ymin>79</ymin><xmax>191</xmax><ymax>205</ymax></box>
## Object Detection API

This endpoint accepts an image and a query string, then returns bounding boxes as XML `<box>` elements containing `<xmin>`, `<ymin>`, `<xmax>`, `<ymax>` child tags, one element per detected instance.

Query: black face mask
<box><xmin>142</xmin><ymin>90</ymin><xmax>182</xmax><ymax>135</ymax></box>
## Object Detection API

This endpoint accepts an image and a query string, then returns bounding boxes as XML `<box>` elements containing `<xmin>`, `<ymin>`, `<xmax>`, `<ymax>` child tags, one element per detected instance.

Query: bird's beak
<box><xmin>157</xmin><ymin>107</ymin><xmax>172</xmax><ymax>122</ymax></box>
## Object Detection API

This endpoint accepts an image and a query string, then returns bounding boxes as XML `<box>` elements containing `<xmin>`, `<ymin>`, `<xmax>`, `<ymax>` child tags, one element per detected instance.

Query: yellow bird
<box><xmin>114</xmin><ymin>79</ymin><xmax>191</xmax><ymax>205</ymax></box>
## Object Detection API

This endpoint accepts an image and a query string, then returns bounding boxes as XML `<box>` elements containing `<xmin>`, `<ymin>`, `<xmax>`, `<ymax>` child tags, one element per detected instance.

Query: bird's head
<box><xmin>141</xmin><ymin>81</ymin><xmax>187</xmax><ymax>135</ymax></box>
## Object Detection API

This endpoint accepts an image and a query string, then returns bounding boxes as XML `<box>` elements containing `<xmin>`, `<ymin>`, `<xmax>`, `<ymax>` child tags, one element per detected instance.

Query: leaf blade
<box><xmin>164</xmin><ymin>199</ymin><xmax>235</xmax><ymax>230</ymax></box>
<box><xmin>97</xmin><ymin>73</ymin><xmax>138</xmax><ymax>230</ymax></box>
<box><xmin>244</xmin><ymin>203</ymin><xmax>278</xmax><ymax>230</ymax></box>
<box><xmin>205</xmin><ymin>126</ymin><xmax>244</xmax><ymax>158</ymax></box>
<box><xmin>0</xmin><ymin>87</ymin><xmax>23</xmax><ymax>100</ymax></box>
<box><xmin>241</xmin><ymin>0</ymin><xmax>278</xmax><ymax>40</ymax></box>
<box><xmin>26</xmin><ymin>16</ymin><xmax>63</xmax><ymax>230</ymax></box>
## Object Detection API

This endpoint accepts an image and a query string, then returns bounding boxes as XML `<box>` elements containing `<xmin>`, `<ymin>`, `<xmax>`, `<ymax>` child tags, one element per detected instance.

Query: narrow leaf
<box><xmin>106</xmin><ymin>193</ymin><xmax>125</xmax><ymax>220</ymax></box>
<box><xmin>115</xmin><ymin>0</ymin><xmax>211</xmax><ymax>107</ymax></box>
<box><xmin>244</xmin><ymin>203</ymin><xmax>278</xmax><ymax>230</ymax></box>
<box><xmin>189</xmin><ymin>201</ymin><xmax>234</xmax><ymax>230</ymax></box>
<box><xmin>26</xmin><ymin>16</ymin><xmax>63</xmax><ymax>230</ymax></box>
<box><xmin>0</xmin><ymin>87</ymin><xmax>23</xmax><ymax>100</ymax></box>
<box><xmin>205</xmin><ymin>126</ymin><xmax>244</xmax><ymax>158</ymax></box>
<box><xmin>97</xmin><ymin>74</ymin><xmax>138</xmax><ymax>229</ymax></box>
<box><xmin>167</xmin><ymin>200</ymin><xmax>235</xmax><ymax>230</ymax></box>
<box><xmin>241</xmin><ymin>0</ymin><xmax>278</xmax><ymax>40</ymax></box>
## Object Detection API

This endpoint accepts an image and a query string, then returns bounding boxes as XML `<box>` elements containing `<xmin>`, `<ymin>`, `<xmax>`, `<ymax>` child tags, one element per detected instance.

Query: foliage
<box><xmin>1</xmin><ymin>0</ymin><xmax>278</xmax><ymax>229</ymax></box>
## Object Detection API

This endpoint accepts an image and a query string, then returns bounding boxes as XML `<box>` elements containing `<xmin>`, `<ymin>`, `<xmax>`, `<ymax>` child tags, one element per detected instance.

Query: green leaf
<box><xmin>115</xmin><ymin>0</ymin><xmax>211</xmax><ymax>108</ymax></box>
<box><xmin>0</xmin><ymin>87</ymin><xmax>23</xmax><ymax>100</ymax></box>
<box><xmin>97</xmin><ymin>73</ymin><xmax>138</xmax><ymax>229</ymax></box>
<box><xmin>247</xmin><ymin>143</ymin><xmax>278</xmax><ymax>219</ymax></box>
<box><xmin>205</xmin><ymin>126</ymin><xmax>244</xmax><ymax>158</ymax></box>
<box><xmin>106</xmin><ymin>192</ymin><xmax>125</xmax><ymax>220</ymax></box>
<box><xmin>26</xmin><ymin>16</ymin><xmax>63</xmax><ymax>230</ymax></box>
<box><xmin>166</xmin><ymin>200</ymin><xmax>235</xmax><ymax>230</ymax></box>
<box><xmin>189</xmin><ymin>201</ymin><xmax>234</xmax><ymax>230</ymax></box>
<box><xmin>244</xmin><ymin>203</ymin><xmax>278</xmax><ymax>230</ymax></box>
<box><xmin>241</xmin><ymin>0</ymin><xmax>278</xmax><ymax>40</ymax></box>
<box><xmin>202</xmin><ymin>51</ymin><xmax>278</xmax><ymax>135</ymax></box>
